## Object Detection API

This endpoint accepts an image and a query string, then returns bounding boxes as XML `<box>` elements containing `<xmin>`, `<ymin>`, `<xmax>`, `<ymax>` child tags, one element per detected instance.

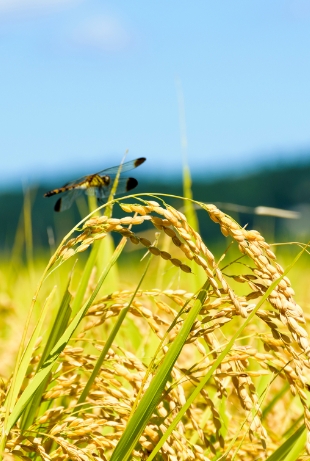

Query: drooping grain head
<box><xmin>5</xmin><ymin>200</ymin><xmax>310</xmax><ymax>460</ymax></box>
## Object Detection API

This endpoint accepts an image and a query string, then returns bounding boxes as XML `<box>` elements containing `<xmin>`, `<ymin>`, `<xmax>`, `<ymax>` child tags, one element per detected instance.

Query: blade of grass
<box><xmin>105</xmin><ymin>151</ymin><xmax>128</xmax><ymax>218</ymax></box>
<box><xmin>9</xmin><ymin>206</ymin><xmax>25</xmax><ymax>280</ymax></box>
<box><xmin>70</xmin><ymin>242</ymin><xmax>100</xmax><ymax>317</ymax></box>
<box><xmin>96</xmin><ymin>234</ymin><xmax>119</xmax><ymax>294</ymax></box>
<box><xmin>265</xmin><ymin>425</ymin><xmax>306</xmax><ymax>461</ymax></box>
<box><xmin>283</xmin><ymin>415</ymin><xmax>304</xmax><ymax>439</ymax></box>
<box><xmin>110</xmin><ymin>279</ymin><xmax>211</xmax><ymax>461</ymax></box>
<box><xmin>87</xmin><ymin>194</ymin><xmax>99</xmax><ymax>215</ymax></box>
<box><xmin>282</xmin><ymin>427</ymin><xmax>307</xmax><ymax>461</ymax></box>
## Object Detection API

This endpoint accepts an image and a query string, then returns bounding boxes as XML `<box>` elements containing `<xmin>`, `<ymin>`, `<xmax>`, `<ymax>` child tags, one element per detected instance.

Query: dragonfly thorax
<box><xmin>82</xmin><ymin>174</ymin><xmax>110</xmax><ymax>188</ymax></box>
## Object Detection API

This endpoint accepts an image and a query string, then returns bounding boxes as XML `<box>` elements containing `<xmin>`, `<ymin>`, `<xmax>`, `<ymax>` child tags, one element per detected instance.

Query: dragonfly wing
<box><xmin>46</xmin><ymin>158</ymin><xmax>145</xmax><ymax>197</ymax></box>
<box><xmin>85</xmin><ymin>187</ymin><xmax>96</xmax><ymax>197</ymax></box>
<box><xmin>95</xmin><ymin>157</ymin><xmax>146</xmax><ymax>176</ymax></box>
<box><xmin>54</xmin><ymin>189</ymin><xmax>83</xmax><ymax>212</ymax></box>
<box><xmin>96</xmin><ymin>177</ymin><xmax>138</xmax><ymax>205</ymax></box>
<box><xmin>59</xmin><ymin>174</ymin><xmax>90</xmax><ymax>189</ymax></box>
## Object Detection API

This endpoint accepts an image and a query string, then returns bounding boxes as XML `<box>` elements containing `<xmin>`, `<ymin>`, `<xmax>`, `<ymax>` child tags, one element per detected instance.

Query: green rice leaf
<box><xmin>265</xmin><ymin>424</ymin><xmax>306</xmax><ymax>461</ymax></box>
<box><xmin>70</xmin><ymin>241</ymin><xmax>100</xmax><ymax>317</ymax></box>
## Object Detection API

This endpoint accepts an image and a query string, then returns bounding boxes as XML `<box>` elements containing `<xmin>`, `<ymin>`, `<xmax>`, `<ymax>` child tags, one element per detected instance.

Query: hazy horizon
<box><xmin>1</xmin><ymin>148</ymin><xmax>310</xmax><ymax>193</ymax></box>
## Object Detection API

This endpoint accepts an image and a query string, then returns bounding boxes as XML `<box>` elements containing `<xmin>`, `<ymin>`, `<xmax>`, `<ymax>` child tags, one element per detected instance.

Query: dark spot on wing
<box><xmin>134</xmin><ymin>157</ymin><xmax>146</xmax><ymax>168</ymax></box>
<box><xmin>126</xmin><ymin>178</ymin><xmax>138</xmax><ymax>191</ymax></box>
<box><xmin>54</xmin><ymin>198</ymin><xmax>62</xmax><ymax>212</ymax></box>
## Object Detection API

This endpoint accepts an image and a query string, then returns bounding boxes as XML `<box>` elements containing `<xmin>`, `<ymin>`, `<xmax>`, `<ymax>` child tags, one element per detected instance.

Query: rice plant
<box><xmin>0</xmin><ymin>193</ymin><xmax>309</xmax><ymax>461</ymax></box>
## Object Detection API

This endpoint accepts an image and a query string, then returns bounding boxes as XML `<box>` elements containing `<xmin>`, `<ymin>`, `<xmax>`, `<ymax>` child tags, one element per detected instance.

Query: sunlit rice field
<box><xmin>0</xmin><ymin>190</ymin><xmax>310</xmax><ymax>461</ymax></box>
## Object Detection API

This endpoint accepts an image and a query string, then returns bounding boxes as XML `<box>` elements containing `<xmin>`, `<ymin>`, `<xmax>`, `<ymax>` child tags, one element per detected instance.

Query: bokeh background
<box><xmin>1</xmin><ymin>0</ymin><xmax>310</xmax><ymax>253</ymax></box>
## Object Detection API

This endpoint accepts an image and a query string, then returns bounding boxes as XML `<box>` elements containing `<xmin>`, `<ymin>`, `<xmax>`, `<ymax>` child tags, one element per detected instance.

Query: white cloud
<box><xmin>0</xmin><ymin>0</ymin><xmax>82</xmax><ymax>14</ymax></box>
<box><xmin>71</xmin><ymin>15</ymin><xmax>131</xmax><ymax>52</ymax></box>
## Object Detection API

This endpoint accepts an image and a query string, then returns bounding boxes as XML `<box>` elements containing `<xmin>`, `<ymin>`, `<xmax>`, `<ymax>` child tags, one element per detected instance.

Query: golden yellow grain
<box><xmin>5</xmin><ymin>199</ymin><xmax>310</xmax><ymax>460</ymax></box>
<box><xmin>138</xmin><ymin>237</ymin><xmax>150</xmax><ymax>247</ymax></box>
<box><xmin>160</xmin><ymin>250</ymin><xmax>171</xmax><ymax>260</ymax></box>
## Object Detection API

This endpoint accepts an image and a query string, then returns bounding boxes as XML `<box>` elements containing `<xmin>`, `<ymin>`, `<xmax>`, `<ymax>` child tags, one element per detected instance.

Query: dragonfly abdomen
<box><xmin>44</xmin><ymin>187</ymin><xmax>67</xmax><ymax>197</ymax></box>
<box><xmin>44</xmin><ymin>175</ymin><xmax>109</xmax><ymax>197</ymax></box>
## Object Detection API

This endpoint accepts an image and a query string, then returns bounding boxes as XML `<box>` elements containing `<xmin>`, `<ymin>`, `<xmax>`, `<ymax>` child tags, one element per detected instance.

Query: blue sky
<box><xmin>1</xmin><ymin>0</ymin><xmax>310</xmax><ymax>188</ymax></box>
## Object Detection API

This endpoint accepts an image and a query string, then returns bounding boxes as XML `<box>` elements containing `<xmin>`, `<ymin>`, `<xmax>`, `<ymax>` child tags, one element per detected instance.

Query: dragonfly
<box><xmin>44</xmin><ymin>157</ymin><xmax>146</xmax><ymax>212</ymax></box>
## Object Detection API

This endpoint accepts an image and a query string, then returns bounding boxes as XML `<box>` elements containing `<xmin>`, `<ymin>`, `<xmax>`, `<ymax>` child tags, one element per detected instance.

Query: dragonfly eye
<box><xmin>103</xmin><ymin>176</ymin><xmax>110</xmax><ymax>185</ymax></box>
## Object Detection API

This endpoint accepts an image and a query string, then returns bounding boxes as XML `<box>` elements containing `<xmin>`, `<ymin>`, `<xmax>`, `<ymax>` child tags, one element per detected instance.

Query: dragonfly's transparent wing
<box><xmin>46</xmin><ymin>158</ymin><xmax>145</xmax><ymax>196</ymax></box>
<box><xmin>95</xmin><ymin>157</ymin><xmax>146</xmax><ymax>177</ymax></box>
<box><xmin>60</xmin><ymin>175</ymin><xmax>90</xmax><ymax>189</ymax></box>
<box><xmin>54</xmin><ymin>189</ymin><xmax>83</xmax><ymax>212</ymax></box>
<box><xmin>85</xmin><ymin>187</ymin><xmax>96</xmax><ymax>196</ymax></box>
<box><xmin>96</xmin><ymin>177</ymin><xmax>138</xmax><ymax>204</ymax></box>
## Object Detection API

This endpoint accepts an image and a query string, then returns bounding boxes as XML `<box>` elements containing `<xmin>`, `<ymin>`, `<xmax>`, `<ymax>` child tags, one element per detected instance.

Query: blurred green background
<box><xmin>1</xmin><ymin>160</ymin><xmax>310</xmax><ymax>257</ymax></box>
